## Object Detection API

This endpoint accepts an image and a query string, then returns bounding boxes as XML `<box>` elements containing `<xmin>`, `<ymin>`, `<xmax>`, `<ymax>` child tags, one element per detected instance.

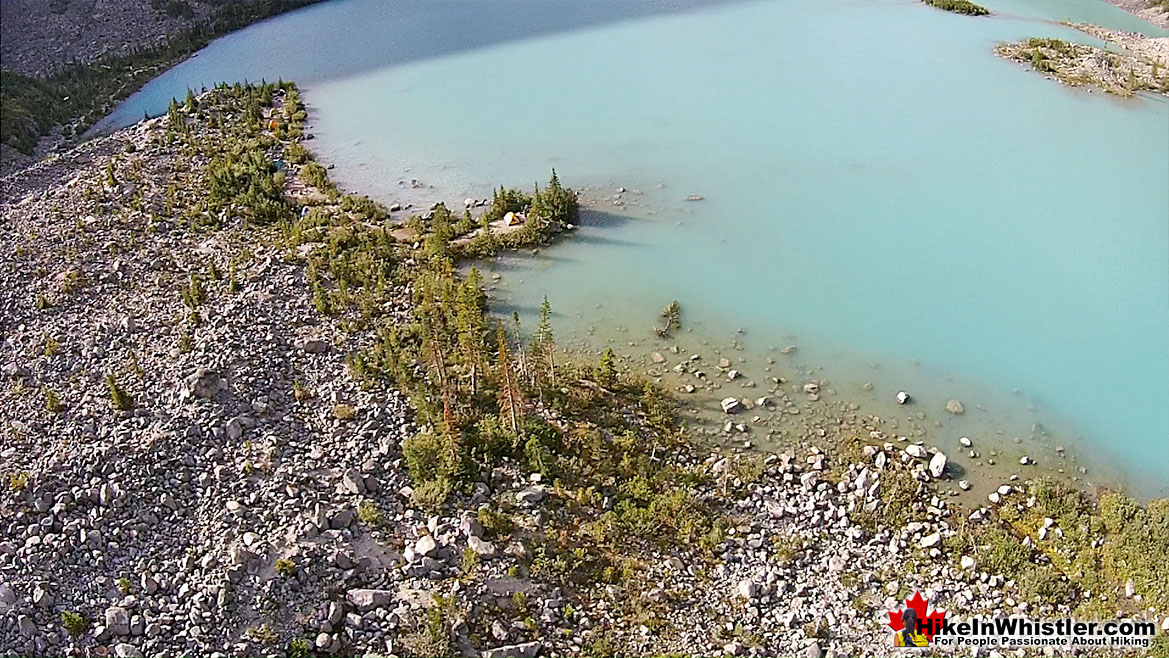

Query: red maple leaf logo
<box><xmin>887</xmin><ymin>591</ymin><xmax>947</xmax><ymax>641</ymax></box>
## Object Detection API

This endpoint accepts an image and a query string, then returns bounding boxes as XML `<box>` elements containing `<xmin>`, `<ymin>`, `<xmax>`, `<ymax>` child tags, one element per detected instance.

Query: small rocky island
<box><xmin>2</xmin><ymin>82</ymin><xmax>1168</xmax><ymax>658</ymax></box>
<box><xmin>997</xmin><ymin>25</ymin><xmax>1169</xmax><ymax>96</ymax></box>
<box><xmin>923</xmin><ymin>0</ymin><xmax>990</xmax><ymax>16</ymax></box>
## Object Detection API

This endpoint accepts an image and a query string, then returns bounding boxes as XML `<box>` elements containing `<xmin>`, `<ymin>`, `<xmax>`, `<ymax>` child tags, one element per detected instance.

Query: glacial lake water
<box><xmin>96</xmin><ymin>0</ymin><xmax>1169</xmax><ymax>497</ymax></box>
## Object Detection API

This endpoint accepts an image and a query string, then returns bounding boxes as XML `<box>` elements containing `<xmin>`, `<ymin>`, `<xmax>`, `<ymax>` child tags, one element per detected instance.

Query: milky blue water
<box><xmin>96</xmin><ymin>0</ymin><xmax>1169</xmax><ymax>496</ymax></box>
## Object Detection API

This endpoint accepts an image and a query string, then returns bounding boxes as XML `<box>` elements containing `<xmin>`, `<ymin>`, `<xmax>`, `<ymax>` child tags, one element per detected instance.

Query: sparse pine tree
<box><xmin>511</xmin><ymin>311</ymin><xmax>527</xmax><ymax>381</ymax></box>
<box><xmin>596</xmin><ymin>347</ymin><xmax>617</xmax><ymax>387</ymax></box>
<box><xmin>456</xmin><ymin>269</ymin><xmax>487</xmax><ymax>394</ymax></box>
<box><xmin>496</xmin><ymin>323</ymin><xmax>521</xmax><ymax>435</ymax></box>
<box><xmin>44</xmin><ymin>387</ymin><xmax>64</xmax><ymax>413</ymax></box>
<box><xmin>182</xmin><ymin>272</ymin><xmax>206</xmax><ymax>309</ymax></box>
<box><xmin>530</xmin><ymin>296</ymin><xmax>555</xmax><ymax>386</ymax></box>
<box><xmin>228</xmin><ymin>264</ymin><xmax>241</xmax><ymax>293</ymax></box>
<box><xmin>106</xmin><ymin>374</ymin><xmax>133</xmax><ymax>411</ymax></box>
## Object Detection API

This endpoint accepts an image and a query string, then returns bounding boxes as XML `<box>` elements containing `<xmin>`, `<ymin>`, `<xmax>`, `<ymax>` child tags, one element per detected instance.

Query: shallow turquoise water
<box><xmin>97</xmin><ymin>0</ymin><xmax>1169</xmax><ymax>495</ymax></box>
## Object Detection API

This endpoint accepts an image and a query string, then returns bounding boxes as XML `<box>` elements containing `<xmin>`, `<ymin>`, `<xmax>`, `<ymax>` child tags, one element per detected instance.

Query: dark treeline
<box><xmin>0</xmin><ymin>0</ymin><xmax>321</xmax><ymax>155</ymax></box>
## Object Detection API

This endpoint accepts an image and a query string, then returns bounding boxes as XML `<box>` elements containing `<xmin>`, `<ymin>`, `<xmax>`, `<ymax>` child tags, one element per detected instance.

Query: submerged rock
<box><xmin>720</xmin><ymin>397</ymin><xmax>742</xmax><ymax>414</ymax></box>
<box><xmin>945</xmin><ymin>399</ymin><xmax>965</xmax><ymax>415</ymax></box>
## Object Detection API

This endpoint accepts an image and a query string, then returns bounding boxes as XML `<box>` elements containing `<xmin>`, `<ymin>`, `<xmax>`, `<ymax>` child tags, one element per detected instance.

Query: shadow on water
<box><xmin>485</xmin><ymin>299</ymin><xmax>548</xmax><ymax>319</ymax></box>
<box><xmin>94</xmin><ymin>0</ymin><xmax>741</xmax><ymax>132</ymax></box>
<box><xmin>474</xmin><ymin>206</ymin><xmax>647</xmax><ymax>320</ymax></box>
<box><xmin>577</xmin><ymin>206</ymin><xmax>643</xmax><ymax>229</ymax></box>
<box><xmin>565</xmin><ymin>232</ymin><xmax>646</xmax><ymax>249</ymax></box>
<box><xmin>473</xmin><ymin>206</ymin><xmax>644</xmax><ymax>269</ymax></box>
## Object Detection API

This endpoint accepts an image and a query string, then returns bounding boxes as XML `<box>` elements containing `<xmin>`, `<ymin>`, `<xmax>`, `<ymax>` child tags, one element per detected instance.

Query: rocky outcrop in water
<box><xmin>996</xmin><ymin>26</ymin><xmax>1169</xmax><ymax>97</ymax></box>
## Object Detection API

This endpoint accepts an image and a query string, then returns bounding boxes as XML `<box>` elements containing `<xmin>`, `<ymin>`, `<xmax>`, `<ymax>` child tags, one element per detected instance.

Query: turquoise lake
<box><xmin>96</xmin><ymin>0</ymin><xmax>1169</xmax><ymax>496</ymax></box>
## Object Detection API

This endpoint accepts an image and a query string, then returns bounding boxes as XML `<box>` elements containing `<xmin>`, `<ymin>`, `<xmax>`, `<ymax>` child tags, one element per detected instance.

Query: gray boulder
<box><xmin>105</xmin><ymin>606</ymin><xmax>130</xmax><ymax>635</ymax></box>
<box><xmin>346</xmin><ymin>589</ymin><xmax>394</xmax><ymax>612</ymax></box>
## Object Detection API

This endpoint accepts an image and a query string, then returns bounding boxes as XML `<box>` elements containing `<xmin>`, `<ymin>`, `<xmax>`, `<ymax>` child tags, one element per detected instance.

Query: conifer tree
<box><xmin>596</xmin><ymin>347</ymin><xmax>617</xmax><ymax>387</ymax></box>
<box><xmin>511</xmin><ymin>311</ymin><xmax>526</xmax><ymax>380</ymax></box>
<box><xmin>496</xmin><ymin>323</ymin><xmax>521</xmax><ymax>435</ymax></box>
<box><xmin>530</xmin><ymin>296</ymin><xmax>555</xmax><ymax>386</ymax></box>
<box><xmin>456</xmin><ymin>269</ymin><xmax>487</xmax><ymax>394</ymax></box>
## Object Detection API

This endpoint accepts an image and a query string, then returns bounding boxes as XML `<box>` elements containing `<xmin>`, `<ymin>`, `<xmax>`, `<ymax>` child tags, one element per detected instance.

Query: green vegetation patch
<box><xmin>276</xmin><ymin>150</ymin><xmax>719</xmax><ymax>589</ymax></box>
<box><xmin>923</xmin><ymin>0</ymin><xmax>989</xmax><ymax>15</ymax></box>
<box><xmin>981</xmin><ymin>478</ymin><xmax>1169</xmax><ymax>615</ymax></box>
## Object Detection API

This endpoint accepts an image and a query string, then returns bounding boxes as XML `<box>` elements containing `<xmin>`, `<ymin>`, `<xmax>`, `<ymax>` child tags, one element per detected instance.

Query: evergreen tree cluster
<box><xmin>274</xmin><ymin>151</ymin><xmax>717</xmax><ymax>564</ymax></box>
<box><xmin>458</xmin><ymin>170</ymin><xmax>580</xmax><ymax>258</ymax></box>
<box><xmin>136</xmin><ymin>82</ymin><xmax>721</xmax><ymax>582</ymax></box>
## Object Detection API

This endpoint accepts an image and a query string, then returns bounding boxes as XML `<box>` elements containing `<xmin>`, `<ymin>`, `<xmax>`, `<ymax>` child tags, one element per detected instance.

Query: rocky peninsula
<box><xmin>997</xmin><ymin>24</ymin><xmax>1169</xmax><ymax>96</ymax></box>
<box><xmin>1</xmin><ymin>83</ymin><xmax>1167</xmax><ymax>658</ymax></box>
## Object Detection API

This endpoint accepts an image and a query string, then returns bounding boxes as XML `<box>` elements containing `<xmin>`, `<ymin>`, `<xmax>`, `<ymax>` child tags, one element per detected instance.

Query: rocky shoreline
<box><xmin>1101</xmin><ymin>0</ymin><xmax>1169</xmax><ymax>30</ymax></box>
<box><xmin>2</xmin><ymin>84</ymin><xmax>1167</xmax><ymax>658</ymax></box>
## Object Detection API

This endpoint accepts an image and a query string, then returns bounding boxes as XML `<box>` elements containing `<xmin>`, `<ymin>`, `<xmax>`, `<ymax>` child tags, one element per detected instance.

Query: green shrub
<box><xmin>979</xmin><ymin>526</ymin><xmax>1030</xmax><ymax>577</ymax></box>
<box><xmin>358</xmin><ymin>500</ymin><xmax>382</xmax><ymax>525</ymax></box>
<box><xmin>44</xmin><ymin>386</ymin><xmax>64</xmax><ymax>412</ymax></box>
<box><xmin>61</xmin><ymin>610</ymin><xmax>89</xmax><ymax>637</ymax></box>
<box><xmin>340</xmin><ymin>194</ymin><xmax>387</xmax><ymax>220</ymax></box>
<box><xmin>246</xmin><ymin>623</ymin><xmax>277</xmax><ymax>643</ymax></box>
<box><xmin>207</xmin><ymin>146</ymin><xmax>292</xmax><ymax>224</ymax></box>
<box><xmin>1017</xmin><ymin>565</ymin><xmax>1074</xmax><ymax>604</ymax></box>
<box><xmin>285</xmin><ymin>142</ymin><xmax>310</xmax><ymax>164</ymax></box>
<box><xmin>411</xmin><ymin>476</ymin><xmax>452</xmax><ymax>511</ymax></box>
<box><xmin>106</xmin><ymin>373</ymin><xmax>133</xmax><ymax>411</ymax></box>
<box><xmin>403</xmin><ymin>431</ymin><xmax>462</xmax><ymax>484</ymax></box>
<box><xmin>477</xmin><ymin>507</ymin><xmax>514</xmax><ymax>538</ymax></box>
<box><xmin>1099</xmin><ymin>492</ymin><xmax>1169</xmax><ymax>609</ymax></box>
<box><xmin>181</xmin><ymin>272</ymin><xmax>206</xmax><ymax>308</ymax></box>
<box><xmin>287</xmin><ymin>638</ymin><xmax>312</xmax><ymax>658</ymax></box>
<box><xmin>300</xmin><ymin>162</ymin><xmax>338</xmax><ymax>197</ymax></box>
